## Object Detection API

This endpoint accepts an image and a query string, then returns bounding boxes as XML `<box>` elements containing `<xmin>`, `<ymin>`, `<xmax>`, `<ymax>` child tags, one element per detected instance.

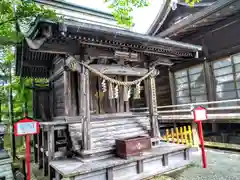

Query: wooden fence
<box><xmin>163</xmin><ymin>125</ymin><xmax>193</xmax><ymax>146</ymax></box>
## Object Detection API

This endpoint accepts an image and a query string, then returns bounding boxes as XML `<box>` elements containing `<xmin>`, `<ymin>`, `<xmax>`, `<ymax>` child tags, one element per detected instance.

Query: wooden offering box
<box><xmin>116</xmin><ymin>136</ymin><xmax>151</xmax><ymax>159</ymax></box>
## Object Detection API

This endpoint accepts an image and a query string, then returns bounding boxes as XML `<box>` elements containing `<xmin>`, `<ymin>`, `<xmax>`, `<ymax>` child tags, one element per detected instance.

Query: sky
<box><xmin>66</xmin><ymin>0</ymin><xmax>166</xmax><ymax>34</ymax></box>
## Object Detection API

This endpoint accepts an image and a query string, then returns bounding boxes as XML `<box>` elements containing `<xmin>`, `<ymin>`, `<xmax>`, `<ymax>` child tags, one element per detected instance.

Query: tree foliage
<box><xmin>105</xmin><ymin>0</ymin><xmax>201</xmax><ymax>26</ymax></box>
<box><xmin>0</xmin><ymin>0</ymin><xmax>58</xmax><ymax>45</ymax></box>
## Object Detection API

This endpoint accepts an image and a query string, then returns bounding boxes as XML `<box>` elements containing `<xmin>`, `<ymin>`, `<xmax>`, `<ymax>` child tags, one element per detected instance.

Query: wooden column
<box><xmin>168</xmin><ymin>69</ymin><xmax>177</xmax><ymax>105</ymax></box>
<box><xmin>85</xmin><ymin>68</ymin><xmax>91</xmax><ymax>150</ymax></box>
<box><xmin>144</xmin><ymin>79</ymin><xmax>150</xmax><ymax>109</ymax></box>
<box><xmin>204</xmin><ymin>61</ymin><xmax>218</xmax><ymax>132</ymax></box>
<box><xmin>42</xmin><ymin>128</ymin><xmax>47</xmax><ymax>176</ymax></box>
<box><xmin>64</xmin><ymin>68</ymin><xmax>72</xmax><ymax>116</ymax></box>
<box><xmin>169</xmin><ymin>69</ymin><xmax>177</xmax><ymax>128</ymax></box>
<box><xmin>47</xmin><ymin>125</ymin><xmax>55</xmax><ymax>180</ymax></box>
<box><xmin>78</xmin><ymin>55</ymin><xmax>91</xmax><ymax>150</ymax></box>
<box><xmin>148</xmin><ymin>74</ymin><xmax>160</xmax><ymax>138</ymax></box>
<box><xmin>32</xmin><ymin>81</ymin><xmax>38</xmax><ymax>164</ymax></box>
<box><xmin>192</xmin><ymin>122</ymin><xmax>200</xmax><ymax>148</ymax></box>
<box><xmin>37</xmin><ymin>129</ymin><xmax>43</xmax><ymax>168</ymax></box>
<box><xmin>124</xmin><ymin>76</ymin><xmax>130</xmax><ymax>112</ymax></box>
<box><xmin>119</xmin><ymin>76</ymin><xmax>124</xmax><ymax>112</ymax></box>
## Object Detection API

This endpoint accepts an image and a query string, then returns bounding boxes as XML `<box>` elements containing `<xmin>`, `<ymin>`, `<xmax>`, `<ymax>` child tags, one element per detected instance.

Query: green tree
<box><xmin>105</xmin><ymin>0</ymin><xmax>201</xmax><ymax>26</ymax></box>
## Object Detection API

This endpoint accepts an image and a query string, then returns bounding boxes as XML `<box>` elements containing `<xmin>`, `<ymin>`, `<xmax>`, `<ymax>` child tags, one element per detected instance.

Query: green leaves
<box><xmin>0</xmin><ymin>0</ymin><xmax>58</xmax><ymax>45</ymax></box>
<box><xmin>104</xmin><ymin>0</ymin><xmax>201</xmax><ymax>27</ymax></box>
<box><xmin>105</xmin><ymin>0</ymin><xmax>150</xmax><ymax>27</ymax></box>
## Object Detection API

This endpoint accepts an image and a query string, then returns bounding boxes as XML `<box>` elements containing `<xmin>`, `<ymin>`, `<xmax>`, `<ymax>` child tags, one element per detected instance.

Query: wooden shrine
<box><xmin>15</xmin><ymin>11</ymin><xmax>202</xmax><ymax>179</ymax></box>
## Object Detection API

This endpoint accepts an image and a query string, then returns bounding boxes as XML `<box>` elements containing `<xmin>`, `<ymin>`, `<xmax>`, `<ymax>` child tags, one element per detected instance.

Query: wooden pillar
<box><xmin>168</xmin><ymin>69</ymin><xmax>177</xmax><ymax>105</ymax></box>
<box><xmin>204</xmin><ymin>61</ymin><xmax>218</xmax><ymax>133</ymax></box>
<box><xmin>78</xmin><ymin>54</ymin><xmax>91</xmax><ymax>150</ymax></box>
<box><xmin>124</xmin><ymin>76</ymin><xmax>130</xmax><ymax>112</ymax></box>
<box><xmin>192</xmin><ymin>122</ymin><xmax>200</xmax><ymax>148</ymax></box>
<box><xmin>42</xmin><ymin>128</ymin><xmax>47</xmax><ymax>176</ymax></box>
<box><xmin>169</xmin><ymin>69</ymin><xmax>177</xmax><ymax>128</ymax></box>
<box><xmin>32</xmin><ymin>81</ymin><xmax>38</xmax><ymax>164</ymax></box>
<box><xmin>37</xmin><ymin>129</ymin><xmax>43</xmax><ymax>169</ymax></box>
<box><xmin>119</xmin><ymin>76</ymin><xmax>124</xmax><ymax>112</ymax></box>
<box><xmin>144</xmin><ymin>79</ymin><xmax>150</xmax><ymax>109</ymax></box>
<box><xmin>148</xmin><ymin>74</ymin><xmax>160</xmax><ymax>138</ymax></box>
<box><xmin>64</xmin><ymin>69</ymin><xmax>72</xmax><ymax>116</ymax></box>
<box><xmin>85</xmin><ymin>68</ymin><xmax>91</xmax><ymax>150</ymax></box>
<box><xmin>47</xmin><ymin>125</ymin><xmax>55</xmax><ymax>180</ymax></box>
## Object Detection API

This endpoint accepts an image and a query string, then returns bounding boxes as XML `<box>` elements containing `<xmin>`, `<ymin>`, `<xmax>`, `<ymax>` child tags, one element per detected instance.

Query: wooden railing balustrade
<box><xmin>163</xmin><ymin>126</ymin><xmax>193</xmax><ymax>146</ymax></box>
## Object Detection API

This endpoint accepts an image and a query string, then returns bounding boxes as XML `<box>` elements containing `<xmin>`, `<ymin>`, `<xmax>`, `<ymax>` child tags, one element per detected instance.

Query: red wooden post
<box><xmin>193</xmin><ymin>106</ymin><xmax>207</xmax><ymax>168</ymax></box>
<box><xmin>26</xmin><ymin>134</ymin><xmax>31</xmax><ymax>180</ymax></box>
<box><xmin>14</xmin><ymin>117</ymin><xmax>40</xmax><ymax>179</ymax></box>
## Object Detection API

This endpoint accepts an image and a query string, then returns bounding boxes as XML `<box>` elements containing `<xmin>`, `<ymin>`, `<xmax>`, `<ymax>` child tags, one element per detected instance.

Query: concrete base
<box><xmin>50</xmin><ymin>143</ymin><xmax>192</xmax><ymax>180</ymax></box>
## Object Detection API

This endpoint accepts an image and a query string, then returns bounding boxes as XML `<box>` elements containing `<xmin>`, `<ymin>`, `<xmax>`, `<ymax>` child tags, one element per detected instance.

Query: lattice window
<box><xmin>174</xmin><ymin>64</ymin><xmax>207</xmax><ymax>105</ymax></box>
<box><xmin>213</xmin><ymin>53</ymin><xmax>240</xmax><ymax>106</ymax></box>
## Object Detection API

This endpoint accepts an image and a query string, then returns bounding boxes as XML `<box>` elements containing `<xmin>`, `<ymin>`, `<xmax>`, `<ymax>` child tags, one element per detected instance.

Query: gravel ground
<box><xmin>153</xmin><ymin>149</ymin><xmax>240</xmax><ymax>180</ymax></box>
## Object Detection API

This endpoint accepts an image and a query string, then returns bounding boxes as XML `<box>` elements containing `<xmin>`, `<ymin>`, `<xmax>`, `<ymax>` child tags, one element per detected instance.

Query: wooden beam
<box><xmin>66</xmin><ymin>57</ymin><xmax>158</xmax><ymax>76</ymax></box>
<box><xmin>49</xmin><ymin>67</ymin><xmax>64</xmax><ymax>82</ymax></box>
<box><xmin>89</xmin><ymin>64</ymin><xmax>158</xmax><ymax>76</ymax></box>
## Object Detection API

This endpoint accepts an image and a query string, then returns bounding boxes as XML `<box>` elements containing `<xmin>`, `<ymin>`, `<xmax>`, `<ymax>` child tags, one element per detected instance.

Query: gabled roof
<box><xmin>157</xmin><ymin>0</ymin><xmax>240</xmax><ymax>38</ymax></box>
<box><xmin>152</xmin><ymin>0</ymin><xmax>240</xmax><ymax>70</ymax></box>
<box><xmin>148</xmin><ymin>0</ymin><xmax>217</xmax><ymax>36</ymax></box>
<box><xmin>35</xmin><ymin>0</ymin><xmax>124</xmax><ymax>29</ymax></box>
<box><xmin>15</xmin><ymin>1</ymin><xmax>203</xmax><ymax>78</ymax></box>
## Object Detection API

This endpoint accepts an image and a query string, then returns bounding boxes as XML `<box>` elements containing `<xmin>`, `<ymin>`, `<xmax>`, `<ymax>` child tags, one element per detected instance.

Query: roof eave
<box><xmin>158</xmin><ymin>0</ymin><xmax>239</xmax><ymax>38</ymax></box>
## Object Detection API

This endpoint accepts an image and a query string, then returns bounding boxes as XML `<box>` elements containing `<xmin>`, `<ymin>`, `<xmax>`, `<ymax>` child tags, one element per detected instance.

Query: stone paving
<box><xmin>153</xmin><ymin>149</ymin><xmax>240</xmax><ymax>180</ymax></box>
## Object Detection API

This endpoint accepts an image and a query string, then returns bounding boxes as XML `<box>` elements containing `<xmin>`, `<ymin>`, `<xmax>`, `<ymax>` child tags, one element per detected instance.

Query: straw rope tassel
<box><xmin>108</xmin><ymin>82</ymin><xmax>114</xmax><ymax>99</ymax></box>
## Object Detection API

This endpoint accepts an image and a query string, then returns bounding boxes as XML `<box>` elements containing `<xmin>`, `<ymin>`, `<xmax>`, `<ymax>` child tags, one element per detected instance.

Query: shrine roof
<box><xmin>157</xmin><ymin>0</ymin><xmax>240</xmax><ymax>39</ymax></box>
<box><xmin>16</xmin><ymin>16</ymin><xmax>202</xmax><ymax>78</ymax></box>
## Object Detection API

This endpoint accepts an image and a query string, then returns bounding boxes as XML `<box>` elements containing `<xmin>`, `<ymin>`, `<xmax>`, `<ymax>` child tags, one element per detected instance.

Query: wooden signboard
<box><xmin>193</xmin><ymin>106</ymin><xmax>207</xmax><ymax>168</ymax></box>
<box><xmin>14</xmin><ymin>117</ymin><xmax>40</xmax><ymax>180</ymax></box>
